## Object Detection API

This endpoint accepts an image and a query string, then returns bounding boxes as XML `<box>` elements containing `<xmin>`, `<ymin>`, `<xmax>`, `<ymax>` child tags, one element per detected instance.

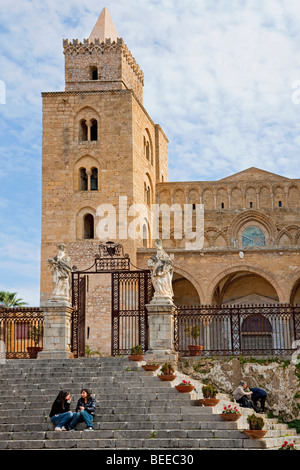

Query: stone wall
<box><xmin>179</xmin><ymin>357</ymin><xmax>300</xmax><ymax>421</ymax></box>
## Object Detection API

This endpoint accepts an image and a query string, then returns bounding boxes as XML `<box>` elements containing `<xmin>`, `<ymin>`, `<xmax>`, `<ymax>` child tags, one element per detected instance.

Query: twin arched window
<box><xmin>80</xmin><ymin>167</ymin><xmax>98</xmax><ymax>191</ymax></box>
<box><xmin>143</xmin><ymin>131</ymin><xmax>153</xmax><ymax>165</ymax></box>
<box><xmin>79</xmin><ymin>119</ymin><xmax>98</xmax><ymax>142</ymax></box>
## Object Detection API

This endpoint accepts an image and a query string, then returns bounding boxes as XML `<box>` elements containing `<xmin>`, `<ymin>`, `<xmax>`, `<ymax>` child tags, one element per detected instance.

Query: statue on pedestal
<box><xmin>48</xmin><ymin>244</ymin><xmax>72</xmax><ymax>300</ymax></box>
<box><xmin>148</xmin><ymin>239</ymin><xmax>174</xmax><ymax>304</ymax></box>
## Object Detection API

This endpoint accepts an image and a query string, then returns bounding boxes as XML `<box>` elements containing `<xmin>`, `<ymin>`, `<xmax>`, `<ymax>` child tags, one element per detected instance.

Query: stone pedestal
<box><xmin>145</xmin><ymin>301</ymin><xmax>178</xmax><ymax>365</ymax></box>
<box><xmin>38</xmin><ymin>297</ymin><xmax>74</xmax><ymax>359</ymax></box>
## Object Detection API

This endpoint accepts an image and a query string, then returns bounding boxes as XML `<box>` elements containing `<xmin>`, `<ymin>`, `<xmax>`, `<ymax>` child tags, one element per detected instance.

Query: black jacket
<box><xmin>75</xmin><ymin>397</ymin><xmax>96</xmax><ymax>415</ymax></box>
<box><xmin>49</xmin><ymin>399</ymin><xmax>71</xmax><ymax>418</ymax></box>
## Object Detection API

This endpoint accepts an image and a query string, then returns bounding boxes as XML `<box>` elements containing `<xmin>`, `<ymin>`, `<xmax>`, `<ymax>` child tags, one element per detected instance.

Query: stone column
<box><xmin>38</xmin><ymin>298</ymin><xmax>73</xmax><ymax>359</ymax></box>
<box><xmin>145</xmin><ymin>301</ymin><xmax>178</xmax><ymax>364</ymax></box>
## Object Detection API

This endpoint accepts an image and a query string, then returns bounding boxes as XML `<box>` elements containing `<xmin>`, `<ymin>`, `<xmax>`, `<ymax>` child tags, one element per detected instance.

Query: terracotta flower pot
<box><xmin>27</xmin><ymin>347</ymin><xmax>43</xmax><ymax>359</ymax></box>
<box><xmin>244</xmin><ymin>430</ymin><xmax>267</xmax><ymax>440</ymax></box>
<box><xmin>188</xmin><ymin>345</ymin><xmax>203</xmax><ymax>357</ymax></box>
<box><xmin>220</xmin><ymin>413</ymin><xmax>242</xmax><ymax>422</ymax></box>
<box><xmin>128</xmin><ymin>355</ymin><xmax>144</xmax><ymax>362</ymax></box>
<box><xmin>158</xmin><ymin>374</ymin><xmax>177</xmax><ymax>382</ymax></box>
<box><xmin>142</xmin><ymin>365</ymin><xmax>160</xmax><ymax>371</ymax></box>
<box><xmin>175</xmin><ymin>385</ymin><xmax>195</xmax><ymax>393</ymax></box>
<box><xmin>199</xmin><ymin>398</ymin><xmax>220</xmax><ymax>407</ymax></box>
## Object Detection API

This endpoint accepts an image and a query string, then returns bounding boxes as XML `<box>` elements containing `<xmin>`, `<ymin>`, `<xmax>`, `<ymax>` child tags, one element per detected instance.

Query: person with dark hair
<box><xmin>249</xmin><ymin>387</ymin><xmax>267</xmax><ymax>413</ymax></box>
<box><xmin>68</xmin><ymin>389</ymin><xmax>96</xmax><ymax>431</ymax></box>
<box><xmin>233</xmin><ymin>381</ymin><xmax>259</xmax><ymax>412</ymax></box>
<box><xmin>49</xmin><ymin>390</ymin><xmax>73</xmax><ymax>431</ymax></box>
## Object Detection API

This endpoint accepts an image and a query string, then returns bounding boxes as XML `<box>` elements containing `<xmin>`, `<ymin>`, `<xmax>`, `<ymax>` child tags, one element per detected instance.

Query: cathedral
<box><xmin>40</xmin><ymin>8</ymin><xmax>300</xmax><ymax>355</ymax></box>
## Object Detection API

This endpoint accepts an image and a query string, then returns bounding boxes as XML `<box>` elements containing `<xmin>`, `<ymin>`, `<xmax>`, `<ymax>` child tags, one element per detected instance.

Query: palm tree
<box><xmin>0</xmin><ymin>291</ymin><xmax>28</xmax><ymax>308</ymax></box>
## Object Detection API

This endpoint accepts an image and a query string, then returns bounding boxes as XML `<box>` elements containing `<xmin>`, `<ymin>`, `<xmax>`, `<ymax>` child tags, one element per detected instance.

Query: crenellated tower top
<box><xmin>63</xmin><ymin>8</ymin><xmax>144</xmax><ymax>103</ymax></box>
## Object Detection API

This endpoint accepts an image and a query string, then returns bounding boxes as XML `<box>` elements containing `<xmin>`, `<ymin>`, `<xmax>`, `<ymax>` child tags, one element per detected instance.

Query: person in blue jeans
<box><xmin>68</xmin><ymin>389</ymin><xmax>96</xmax><ymax>431</ymax></box>
<box><xmin>49</xmin><ymin>390</ymin><xmax>73</xmax><ymax>431</ymax></box>
<box><xmin>250</xmin><ymin>387</ymin><xmax>267</xmax><ymax>413</ymax></box>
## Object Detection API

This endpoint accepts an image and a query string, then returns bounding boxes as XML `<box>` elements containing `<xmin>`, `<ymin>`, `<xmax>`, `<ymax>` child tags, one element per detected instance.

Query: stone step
<box><xmin>0</xmin><ymin>427</ymin><xmax>297</xmax><ymax>442</ymax></box>
<box><xmin>1</xmin><ymin>434</ymin><xmax>298</xmax><ymax>450</ymax></box>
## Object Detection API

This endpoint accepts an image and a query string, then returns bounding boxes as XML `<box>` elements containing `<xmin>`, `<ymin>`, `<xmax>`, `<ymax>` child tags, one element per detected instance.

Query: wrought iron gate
<box><xmin>111</xmin><ymin>270</ymin><xmax>153</xmax><ymax>356</ymax></box>
<box><xmin>71</xmin><ymin>242</ymin><xmax>153</xmax><ymax>357</ymax></box>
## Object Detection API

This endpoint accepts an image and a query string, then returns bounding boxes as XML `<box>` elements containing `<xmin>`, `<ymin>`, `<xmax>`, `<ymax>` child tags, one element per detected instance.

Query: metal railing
<box><xmin>0</xmin><ymin>307</ymin><xmax>44</xmax><ymax>359</ymax></box>
<box><xmin>174</xmin><ymin>304</ymin><xmax>300</xmax><ymax>357</ymax></box>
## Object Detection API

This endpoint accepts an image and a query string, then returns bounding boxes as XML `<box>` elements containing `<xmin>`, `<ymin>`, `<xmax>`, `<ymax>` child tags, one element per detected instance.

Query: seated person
<box><xmin>68</xmin><ymin>389</ymin><xmax>96</xmax><ymax>431</ymax></box>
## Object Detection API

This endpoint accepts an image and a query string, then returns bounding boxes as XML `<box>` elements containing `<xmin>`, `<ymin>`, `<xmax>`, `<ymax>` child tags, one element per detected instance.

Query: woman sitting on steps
<box><xmin>49</xmin><ymin>390</ymin><xmax>73</xmax><ymax>431</ymax></box>
<box><xmin>68</xmin><ymin>389</ymin><xmax>96</xmax><ymax>431</ymax></box>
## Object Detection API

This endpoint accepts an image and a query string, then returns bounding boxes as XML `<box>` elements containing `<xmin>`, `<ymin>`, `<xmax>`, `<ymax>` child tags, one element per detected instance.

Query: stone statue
<box><xmin>148</xmin><ymin>239</ymin><xmax>174</xmax><ymax>304</ymax></box>
<box><xmin>48</xmin><ymin>244</ymin><xmax>72</xmax><ymax>300</ymax></box>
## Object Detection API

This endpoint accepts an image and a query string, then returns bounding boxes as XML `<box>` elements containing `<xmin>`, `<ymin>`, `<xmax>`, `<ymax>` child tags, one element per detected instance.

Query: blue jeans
<box><xmin>69</xmin><ymin>410</ymin><xmax>94</xmax><ymax>429</ymax></box>
<box><xmin>51</xmin><ymin>412</ymin><xmax>73</xmax><ymax>429</ymax></box>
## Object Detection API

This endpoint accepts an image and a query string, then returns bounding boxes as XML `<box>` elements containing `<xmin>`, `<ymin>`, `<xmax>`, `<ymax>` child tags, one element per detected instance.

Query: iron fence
<box><xmin>174</xmin><ymin>304</ymin><xmax>300</xmax><ymax>357</ymax></box>
<box><xmin>0</xmin><ymin>307</ymin><xmax>44</xmax><ymax>359</ymax></box>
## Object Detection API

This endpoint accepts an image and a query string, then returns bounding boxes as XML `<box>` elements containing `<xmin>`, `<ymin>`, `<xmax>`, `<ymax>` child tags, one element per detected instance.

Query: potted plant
<box><xmin>27</xmin><ymin>325</ymin><xmax>44</xmax><ymax>359</ymax></box>
<box><xmin>158</xmin><ymin>362</ymin><xmax>176</xmax><ymax>381</ymax></box>
<box><xmin>184</xmin><ymin>324</ymin><xmax>203</xmax><ymax>356</ymax></box>
<box><xmin>199</xmin><ymin>384</ymin><xmax>220</xmax><ymax>406</ymax></box>
<box><xmin>142</xmin><ymin>360</ymin><xmax>160</xmax><ymax>372</ymax></box>
<box><xmin>220</xmin><ymin>405</ymin><xmax>242</xmax><ymax>422</ymax></box>
<box><xmin>175</xmin><ymin>379</ymin><xmax>195</xmax><ymax>393</ymax></box>
<box><xmin>128</xmin><ymin>345</ymin><xmax>144</xmax><ymax>362</ymax></box>
<box><xmin>244</xmin><ymin>413</ymin><xmax>267</xmax><ymax>439</ymax></box>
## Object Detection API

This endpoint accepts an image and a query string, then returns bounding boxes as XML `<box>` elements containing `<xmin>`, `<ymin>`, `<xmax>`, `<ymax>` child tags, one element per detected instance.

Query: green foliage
<box><xmin>85</xmin><ymin>345</ymin><xmax>101</xmax><ymax>357</ymax></box>
<box><xmin>202</xmin><ymin>384</ymin><xmax>218</xmax><ymax>399</ymax></box>
<box><xmin>288</xmin><ymin>420</ymin><xmax>300</xmax><ymax>434</ymax></box>
<box><xmin>130</xmin><ymin>345</ymin><xmax>143</xmax><ymax>356</ymax></box>
<box><xmin>0</xmin><ymin>291</ymin><xmax>28</xmax><ymax>308</ymax></box>
<box><xmin>184</xmin><ymin>324</ymin><xmax>200</xmax><ymax>344</ymax></box>
<box><xmin>160</xmin><ymin>362</ymin><xmax>175</xmax><ymax>375</ymax></box>
<box><xmin>247</xmin><ymin>413</ymin><xmax>264</xmax><ymax>431</ymax></box>
<box><xmin>27</xmin><ymin>325</ymin><xmax>43</xmax><ymax>346</ymax></box>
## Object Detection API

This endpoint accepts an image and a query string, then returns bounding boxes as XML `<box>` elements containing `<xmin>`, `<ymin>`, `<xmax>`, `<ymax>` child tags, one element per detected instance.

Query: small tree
<box><xmin>247</xmin><ymin>413</ymin><xmax>264</xmax><ymax>431</ymax></box>
<box><xmin>27</xmin><ymin>325</ymin><xmax>44</xmax><ymax>347</ymax></box>
<box><xmin>202</xmin><ymin>384</ymin><xmax>218</xmax><ymax>399</ymax></box>
<box><xmin>130</xmin><ymin>345</ymin><xmax>143</xmax><ymax>356</ymax></box>
<box><xmin>184</xmin><ymin>324</ymin><xmax>200</xmax><ymax>345</ymax></box>
<box><xmin>160</xmin><ymin>362</ymin><xmax>175</xmax><ymax>375</ymax></box>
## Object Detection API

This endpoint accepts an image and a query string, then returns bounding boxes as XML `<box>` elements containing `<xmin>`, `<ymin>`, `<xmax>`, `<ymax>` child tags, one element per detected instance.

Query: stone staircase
<box><xmin>0</xmin><ymin>357</ymin><xmax>298</xmax><ymax>450</ymax></box>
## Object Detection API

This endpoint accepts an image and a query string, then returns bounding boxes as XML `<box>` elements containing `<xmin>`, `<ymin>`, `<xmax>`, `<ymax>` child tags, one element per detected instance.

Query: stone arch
<box><xmin>245</xmin><ymin>186</ymin><xmax>257</xmax><ymax>209</ymax></box>
<box><xmin>230</xmin><ymin>187</ymin><xmax>243</xmax><ymax>210</ymax></box>
<box><xmin>259</xmin><ymin>185</ymin><xmax>272</xmax><ymax>209</ymax></box>
<box><xmin>288</xmin><ymin>185</ymin><xmax>299</xmax><ymax>208</ymax></box>
<box><xmin>74</xmin><ymin>106</ymin><xmax>101</xmax><ymax>142</ymax></box>
<box><xmin>157</xmin><ymin>189</ymin><xmax>171</xmax><ymax>204</ymax></box>
<box><xmin>216</xmin><ymin>187</ymin><xmax>229</xmax><ymax>209</ymax></box>
<box><xmin>276</xmin><ymin>228</ymin><xmax>293</xmax><ymax>247</ymax></box>
<box><xmin>202</xmin><ymin>188</ymin><xmax>214</xmax><ymax>210</ymax></box>
<box><xmin>273</xmin><ymin>185</ymin><xmax>286</xmax><ymax>208</ymax></box>
<box><xmin>206</xmin><ymin>264</ymin><xmax>284</xmax><ymax>305</ymax></box>
<box><xmin>290</xmin><ymin>275</ymin><xmax>300</xmax><ymax>304</ymax></box>
<box><xmin>76</xmin><ymin>206</ymin><xmax>97</xmax><ymax>240</ymax></box>
<box><xmin>228</xmin><ymin>210</ymin><xmax>276</xmax><ymax>247</ymax></box>
<box><xmin>73</xmin><ymin>155</ymin><xmax>101</xmax><ymax>191</ymax></box>
<box><xmin>172</xmin><ymin>265</ymin><xmax>204</xmax><ymax>306</ymax></box>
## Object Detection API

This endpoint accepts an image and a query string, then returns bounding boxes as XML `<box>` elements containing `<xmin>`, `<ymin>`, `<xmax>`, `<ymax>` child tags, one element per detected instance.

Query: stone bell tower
<box><xmin>40</xmin><ymin>8</ymin><xmax>169</xmax><ymax>306</ymax></box>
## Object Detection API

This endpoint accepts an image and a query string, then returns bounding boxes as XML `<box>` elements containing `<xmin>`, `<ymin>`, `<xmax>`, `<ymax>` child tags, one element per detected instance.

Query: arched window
<box><xmin>90</xmin><ymin>119</ymin><xmax>98</xmax><ymax>141</ymax></box>
<box><xmin>90</xmin><ymin>66</ymin><xmax>98</xmax><ymax>81</ymax></box>
<box><xmin>90</xmin><ymin>168</ymin><xmax>98</xmax><ymax>191</ymax></box>
<box><xmin>143</xmin><ymin>224</ymin><xmax>148</xmax><ymax>248</ymax></box>
<box><xmin>80</xmin><ymin>168</ymin><xmax>88</xmax><ymax>191</ymax></box>
<box><xmin>241</xmin><ymin>314</ymin><xmax>273</xmax><ymax>351</ymax></box>
<box><xmin>84</xmin><ymin>214</ymin><xmax>94</xmax><ymax>239</ymax></box>
<box><xmin>242</xmin><ymin>226</ymin><xmax>266</xmax><ymax>247</ymax></box>
<box><xmin>79</xmin><ymin>120</ymin><xmax>88</xmax><ymax>141</ymax></box>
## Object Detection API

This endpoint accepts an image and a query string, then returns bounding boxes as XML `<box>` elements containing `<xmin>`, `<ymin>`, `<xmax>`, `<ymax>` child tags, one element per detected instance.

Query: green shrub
<box><xmin>247</xmin><ymin>413</ymin><xmax>264</xmax><ymax>430</ymax></box>
<box><xmin>202</xmin><ymin>384</ymin><xmax>218</xmax><ymax>399</ymax></box>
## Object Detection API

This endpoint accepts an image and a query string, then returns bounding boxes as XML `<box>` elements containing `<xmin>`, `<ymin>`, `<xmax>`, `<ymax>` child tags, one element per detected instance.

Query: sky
<box><xmin>0</xmin><ymin>0</ymin><xmax>300</xmax><ymax>306</ymax></box>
